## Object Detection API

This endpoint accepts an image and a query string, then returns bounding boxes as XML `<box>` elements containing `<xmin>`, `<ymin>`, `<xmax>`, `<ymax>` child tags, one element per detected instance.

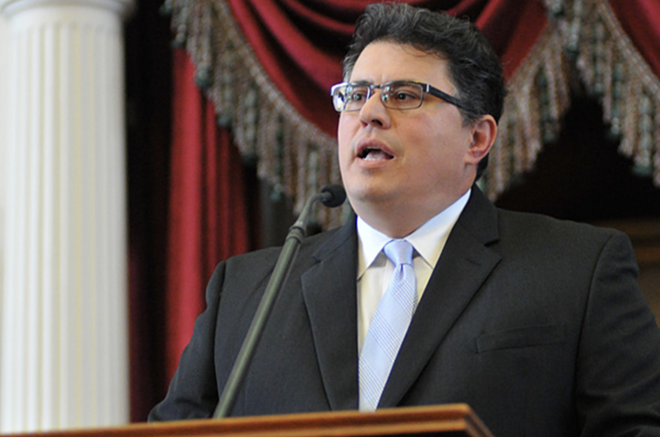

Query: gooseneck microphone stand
<box><xmin>213</xmin><ymin>184</ymin><xmax>346</xmax><ymax>419</ymax></box>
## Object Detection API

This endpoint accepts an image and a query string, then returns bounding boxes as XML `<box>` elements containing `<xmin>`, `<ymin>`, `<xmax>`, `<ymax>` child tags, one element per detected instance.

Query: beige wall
<box><xmin>600</xmin><ymin>219</ymin><xmax>660</xmax><ymax>325</ymax></box>
<box><xmin>641</xmin><ymin>266</ymin><xmax>660</xmax><ymax>325</ymax></box>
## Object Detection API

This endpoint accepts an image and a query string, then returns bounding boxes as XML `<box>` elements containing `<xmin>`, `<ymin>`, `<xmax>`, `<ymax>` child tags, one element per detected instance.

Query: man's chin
<box><xmin>346</xmin><ymin>185</ymin><xmax>398</xmax><ymax>211</ymax></box>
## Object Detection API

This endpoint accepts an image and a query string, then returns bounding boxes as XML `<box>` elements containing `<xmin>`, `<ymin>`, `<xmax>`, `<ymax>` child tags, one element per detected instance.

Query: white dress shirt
<box><xmin>356</xmin><ymin>190</ymin><xmax>471</xmax><ymax>353</ymax></box>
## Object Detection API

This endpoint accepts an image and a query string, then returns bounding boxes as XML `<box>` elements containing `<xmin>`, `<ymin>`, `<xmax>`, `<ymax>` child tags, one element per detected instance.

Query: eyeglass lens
<box><xmin>334</xmin><ymin>82</ymin><xmax>425</xmax><ymax>112</ymax></box>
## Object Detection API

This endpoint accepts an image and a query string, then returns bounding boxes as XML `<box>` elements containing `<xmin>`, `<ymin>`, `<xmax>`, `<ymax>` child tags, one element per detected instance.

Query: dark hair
<box><xmin>343</xmin><ymin>2</ymin><xmax>507</xmax><ymax>177</ymax></box>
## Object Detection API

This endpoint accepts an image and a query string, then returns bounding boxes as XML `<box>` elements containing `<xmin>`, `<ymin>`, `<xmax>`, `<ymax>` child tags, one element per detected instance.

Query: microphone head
<box><xmin>320</xmin><ymin>184</ymin><xmax>347</xmax><ymax>208</ymax></box>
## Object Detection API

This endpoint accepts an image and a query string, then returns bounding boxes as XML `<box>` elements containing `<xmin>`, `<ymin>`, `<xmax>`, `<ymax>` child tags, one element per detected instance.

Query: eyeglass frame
<box><xmin>330</xmin><ymin>80</ymin><xmax>468</xmax><ymax>113</ymax></box>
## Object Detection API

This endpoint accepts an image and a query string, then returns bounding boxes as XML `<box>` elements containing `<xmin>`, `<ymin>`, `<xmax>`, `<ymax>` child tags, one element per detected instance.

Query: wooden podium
<box><xmin>1</xmin><ymin>404</ymin><xmax>493</xmax><ymax>437</ymax></box>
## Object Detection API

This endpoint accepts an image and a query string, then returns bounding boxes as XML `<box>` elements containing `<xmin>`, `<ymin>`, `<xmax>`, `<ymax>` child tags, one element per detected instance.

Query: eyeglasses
<box><xmin>330</xmin><ymin>80</ymin><xmax>467</xmax><ymax>113</ymax></box>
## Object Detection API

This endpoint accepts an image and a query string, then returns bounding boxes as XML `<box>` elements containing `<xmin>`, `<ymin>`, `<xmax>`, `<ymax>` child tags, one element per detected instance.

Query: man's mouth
<box><xmin>358</xmin><ymin>147</ymin><xmax>394</xmax><ymax>161</ymax></box>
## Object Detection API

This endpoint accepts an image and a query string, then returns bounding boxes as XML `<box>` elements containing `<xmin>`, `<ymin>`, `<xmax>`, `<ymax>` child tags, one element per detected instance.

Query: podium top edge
<box><xmin>1</xmin><ymin>404</ymin><xmax>494</xmax><ymax>437</ymax></box>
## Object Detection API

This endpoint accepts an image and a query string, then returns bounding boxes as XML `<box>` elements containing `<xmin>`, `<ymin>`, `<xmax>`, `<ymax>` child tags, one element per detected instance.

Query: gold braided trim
<box><xmin>575</xmin><ymin>0</ymin><xmax>660</xmax><ymax>184</ymax></box>
<box><xmin>168</xmin><ymin>0</ymin><xmax>346</xmax><ymax>228</ymax></box>
<box><xmin>482</xmin><ymin>19</ymin><xmax>572</xmax><ymax>199</ymax></box>
<box><xmin>484</xmin><ymin>0</ymin><xmax>660</xmax><ymax>195</ymax></box>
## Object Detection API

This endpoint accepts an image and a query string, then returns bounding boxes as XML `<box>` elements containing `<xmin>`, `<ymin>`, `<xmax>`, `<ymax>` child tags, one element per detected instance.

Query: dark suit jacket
<box><xmin>150</xmin><ymin>187</ymin><xmax>660</xmax><ymax>436</ymax></box>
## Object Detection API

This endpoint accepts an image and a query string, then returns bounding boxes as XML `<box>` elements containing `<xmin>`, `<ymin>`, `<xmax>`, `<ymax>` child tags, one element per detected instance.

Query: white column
<box><xmin>0</xmin><ymin>12</ymin><xmax>7</xmax><ymax>417</ymax></box>
<box><xmin>0</xmin><ymin>0</ymin><xmax>133</xmax><ymax>432</ymax></box>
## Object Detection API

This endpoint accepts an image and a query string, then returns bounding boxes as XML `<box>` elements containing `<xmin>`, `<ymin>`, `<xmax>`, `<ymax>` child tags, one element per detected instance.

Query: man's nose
<box><xmin>358</xmin><ymin>89</ymin><xmax>391</xmax><ymax>128</ymax></box>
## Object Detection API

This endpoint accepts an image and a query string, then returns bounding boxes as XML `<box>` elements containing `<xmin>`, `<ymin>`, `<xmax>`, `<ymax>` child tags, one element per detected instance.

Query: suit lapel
<box><xmin>301</xmin><ymin>221</ymin><xmax>360</xmax><ymax>411</ymax></box>
<box><xmin>379</xmin><ymin>187</ymin><xmax>502</xmax><ymax>408</ymax></box>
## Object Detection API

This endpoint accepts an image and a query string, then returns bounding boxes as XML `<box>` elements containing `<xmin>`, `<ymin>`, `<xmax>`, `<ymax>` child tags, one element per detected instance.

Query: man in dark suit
<box><xmin>150</xmin><ymin>3</ymin><xmax>660</xmax><ymax>435</ymax></box>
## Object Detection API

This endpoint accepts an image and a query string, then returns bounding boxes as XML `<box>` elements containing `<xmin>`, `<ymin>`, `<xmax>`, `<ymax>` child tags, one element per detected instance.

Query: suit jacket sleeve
<box><xmin>148</xmin><ymin>262</ymin><xmax>227</xmax><ymax>421</ymax></box>
<box><xmin>576</xmin><ymin>231</ymin><xmax>660</xmax><ymax>436</ymax></box>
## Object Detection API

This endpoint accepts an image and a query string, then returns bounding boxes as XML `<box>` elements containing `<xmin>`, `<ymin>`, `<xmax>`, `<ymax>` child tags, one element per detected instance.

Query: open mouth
<box><xmin>358</xmin><ymin>147</ymin><xmax>394</xmax><ymax>161</ymax></box>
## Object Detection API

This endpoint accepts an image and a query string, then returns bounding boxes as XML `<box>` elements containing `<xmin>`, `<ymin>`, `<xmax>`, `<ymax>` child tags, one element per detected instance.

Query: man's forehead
<box><xmin>349</xmin><ymin>42</ymin><xmax>450</xmax><ymax>83</ymax></box>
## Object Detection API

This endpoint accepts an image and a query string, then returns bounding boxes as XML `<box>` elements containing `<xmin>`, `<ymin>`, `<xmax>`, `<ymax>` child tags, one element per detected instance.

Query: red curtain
<box><xmin>609</xmin><ymin>0</ymin><xmax>660</xmax><ymax>75</ymax></box>
<box><xmin>165</xmin><ymin>49</ymin><xmax>252</xmax><ymax>382</ymax></box>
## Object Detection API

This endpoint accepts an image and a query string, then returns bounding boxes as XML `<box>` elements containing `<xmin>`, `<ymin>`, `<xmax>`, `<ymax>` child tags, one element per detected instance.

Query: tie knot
<box><xmin>383</xmin><ymin>239</ymin><xmax>414</xmax><ymax>267</ymax></box>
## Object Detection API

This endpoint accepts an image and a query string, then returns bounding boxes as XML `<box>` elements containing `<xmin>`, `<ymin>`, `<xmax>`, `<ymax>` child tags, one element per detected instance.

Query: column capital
<box><xmin>0</xmin><ymin>0</ymin><xmax>134</xmax><ymax>19</ymax></box>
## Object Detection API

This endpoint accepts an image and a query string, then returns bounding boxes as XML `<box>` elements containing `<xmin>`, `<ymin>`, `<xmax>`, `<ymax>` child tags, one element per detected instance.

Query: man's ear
<box><xmin>466</xmin><ymin>114</ymin><xmax>497</xmax><ymax>165</ymax></box>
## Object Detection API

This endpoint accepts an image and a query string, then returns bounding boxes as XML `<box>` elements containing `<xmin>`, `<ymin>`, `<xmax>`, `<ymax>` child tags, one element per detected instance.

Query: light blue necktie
<box><xmin>359</xmin><ymin>239</ymin><xmax>417</xmax><ymax>411</ymax></box>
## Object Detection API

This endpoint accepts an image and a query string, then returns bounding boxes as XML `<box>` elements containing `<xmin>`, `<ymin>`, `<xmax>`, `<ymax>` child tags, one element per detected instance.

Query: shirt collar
<box><xmin>356</xmin><ymin>189</ymin><xmax>471</xmax><ymax>278</ymax></box>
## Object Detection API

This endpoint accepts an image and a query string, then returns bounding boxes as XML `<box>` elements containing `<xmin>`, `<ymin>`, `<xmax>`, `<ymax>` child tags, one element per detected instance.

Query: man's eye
<box><xmin>394</xmin><ymin>92</ymin><xmax>415</xmax><ymax>101</ymax></box>
<box><xmin>392</xmin><ymin>87</ymin><xmax>421</xmax><ymax>101</ymax></box>
<box><xmin>347</xmin><ymin>90</ymin><xmax>367</xmax><ymax>101</ymax></box>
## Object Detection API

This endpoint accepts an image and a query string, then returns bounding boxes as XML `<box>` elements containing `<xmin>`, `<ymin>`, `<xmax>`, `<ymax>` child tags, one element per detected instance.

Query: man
<box><xmin>150</xmin><ymin>3</ymin><xmax>660</xmax><ymax>436</ymax></box>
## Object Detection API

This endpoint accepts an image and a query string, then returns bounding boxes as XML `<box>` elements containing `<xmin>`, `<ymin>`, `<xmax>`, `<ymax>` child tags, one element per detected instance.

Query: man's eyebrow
<box><xmin>348</xmin><ymin>79</ymin><xmax>421</xmax><ymax>85</ymax></box>
<box><xmin>346</xmin><ymin>80</ymin><xmax>371</xmax><ymax>86</ymax></box>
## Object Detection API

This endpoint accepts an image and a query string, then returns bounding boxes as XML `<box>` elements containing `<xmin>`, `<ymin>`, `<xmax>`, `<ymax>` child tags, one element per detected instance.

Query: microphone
<box><xmin>213</xmin><ymin>185</ymin><xmax>346</xmax><ymax>419</ymax></box>
<box><xmin>319</xmin><ymin>184</ymin><xmax>347</xmax><ymax>208</ymax></box>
